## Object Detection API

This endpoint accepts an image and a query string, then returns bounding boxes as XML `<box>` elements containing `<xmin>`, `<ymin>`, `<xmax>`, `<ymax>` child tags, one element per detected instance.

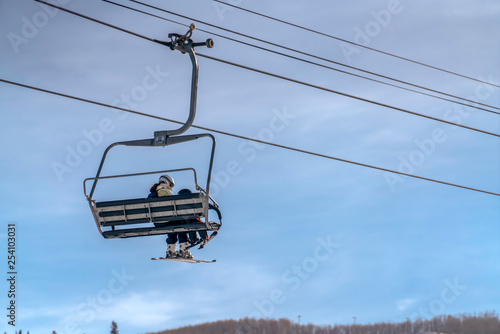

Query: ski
<box><xmin>151</xmin><ymin>257</ymin><xmax>216</xmax><ymax>263</ymax></box>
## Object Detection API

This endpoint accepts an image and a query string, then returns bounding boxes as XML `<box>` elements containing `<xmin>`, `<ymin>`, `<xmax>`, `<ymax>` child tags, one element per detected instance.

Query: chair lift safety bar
<box><xmin>84</xmin><ymin>24</ymin><xmax>221</xmax><ymax>239</ymax></box>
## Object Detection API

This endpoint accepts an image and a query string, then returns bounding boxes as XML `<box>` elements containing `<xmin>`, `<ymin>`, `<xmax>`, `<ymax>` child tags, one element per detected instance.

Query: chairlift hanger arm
<box><xmin>154</xmin><ymin>24</ymin><xmax>214</xmax><ymax>137</ymax></box>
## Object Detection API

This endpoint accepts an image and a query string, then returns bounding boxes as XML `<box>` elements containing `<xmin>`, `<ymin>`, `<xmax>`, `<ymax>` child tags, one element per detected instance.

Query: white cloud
<box><xmin>60</xmin><ymin>292</ymin><xmax>176</xmax><ymax>326</ymax></box>
<box><xmin>92</xmin><ymin>292</ymin><xmax>176</xmax><ymax>327</ymax></box>
<box><xmin>396</xmin><ymin>298</ymin><xmax>417</xmax><ymax>312</ymax></box>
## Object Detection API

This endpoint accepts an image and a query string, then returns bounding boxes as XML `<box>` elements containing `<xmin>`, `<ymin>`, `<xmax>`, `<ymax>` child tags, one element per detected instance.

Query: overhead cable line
<box><xmin>2</xmin><ymin>77</ymin><xmax>498</xmax><ymax>197</ymax></box>
<box><xmin>33</xmin><ymin>0</ymin><xmax>500</xmax><ymax>139</ymax></box>
<box><xmin>102</xmin><ymin>0</ymin><xmax>500</xmax><ymax>116</ymax></box>
<box><xmin>214</xmin><ymin>0</ymin><xmax>500</xmax><ymax>89</ymax></box>
<box><xmin>197</xmin><ymin>53</ymin><xmax>500</xmax><ymax>139</ymax></box>
<box><xmin>124</xmin><ymin>0</ymin><xmax>500</xmax><ymax>114</ymax></box>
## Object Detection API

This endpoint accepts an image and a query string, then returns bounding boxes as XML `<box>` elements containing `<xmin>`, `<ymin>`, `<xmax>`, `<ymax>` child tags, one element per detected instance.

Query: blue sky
<box><xmin>1</xmin><ymin>0</ymin><xmax>499</xmax><ymax>333</ymax></box>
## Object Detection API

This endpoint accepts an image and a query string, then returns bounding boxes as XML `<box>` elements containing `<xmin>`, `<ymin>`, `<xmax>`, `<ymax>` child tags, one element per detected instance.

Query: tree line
<box><xmin>150</xmin><ymin>311</ymin><xmax>499</xmax><ymax>334</ymax></box>
<box><xmin>6</xmin><ymin>312</ymin><xmax>498</xmax><ymax>334</ymax></box>
<box><xmin>6</xmin><ymin>320</ymin><xmax>119</xmax><ymax>334</ymax></box>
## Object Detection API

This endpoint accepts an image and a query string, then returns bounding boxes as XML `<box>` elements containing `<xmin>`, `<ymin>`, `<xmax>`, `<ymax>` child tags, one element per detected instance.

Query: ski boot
<box><xmin>166</xmin><ymin>243</ymin><xmax>179</xmax><ymax>259</ymax></box>
<box><xmin>178</xmin><ymin>242</ymin><xmax>194</xmax><ymax>259</ymax></box>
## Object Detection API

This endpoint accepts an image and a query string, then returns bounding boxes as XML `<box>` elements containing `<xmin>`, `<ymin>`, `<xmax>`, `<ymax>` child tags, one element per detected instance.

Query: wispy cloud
<box><xmin>396</xmin><ymin>298</ymin><xmax>417</xmax><ymax>312</ymax></box>
<box><xmin>89</xmin><ymin>292</ymin><xmax>176</xmax><ymax>326</ymax></box>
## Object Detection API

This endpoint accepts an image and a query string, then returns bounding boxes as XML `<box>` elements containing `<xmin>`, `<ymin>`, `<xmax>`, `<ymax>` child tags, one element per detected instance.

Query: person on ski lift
<box><xmin>148</xmin><ymin>175</ymin><xmax>194</xmax><ymax>260</ymax></box>
<box><xmin>177</xmin><ymin>188</ymin><xmax>210</xmax><ymax>248</ymax></box>
<box><xmin>148</xmin><ymin>174</ymin><xmax>175</xmax><ymax>197</ymax></box>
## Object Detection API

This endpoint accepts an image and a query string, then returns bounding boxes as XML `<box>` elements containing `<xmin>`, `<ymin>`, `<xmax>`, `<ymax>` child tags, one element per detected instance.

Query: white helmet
<box><xmin>159</xmin><ymin>174</ymin><xmax>175</xmax><ymax>187</ymax></box>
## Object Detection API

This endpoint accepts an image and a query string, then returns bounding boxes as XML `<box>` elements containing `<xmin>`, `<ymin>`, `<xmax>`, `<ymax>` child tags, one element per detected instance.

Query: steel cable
<box><xmin>213</xmin><ymin>0</ymin><xmax>500</xmax><ymax>89</ymax></box>
<box><xmin>32</xmin><ymin>0</ymin><xmax>500</xmax><ymax>139</ymax></box>
<box><xmin>125</xmin><ymin>0</ymin><xmax>500</xmax><ymax>113</ymax></box>
<box><xmin>102</xmin><ymin>0</ymin><xmax>500</xmax><ymax>116</ymax></box>
<box><xmin>2</xmin><ymin>77</ymin><xmax>498</xmax><ymax>197</ymax></box>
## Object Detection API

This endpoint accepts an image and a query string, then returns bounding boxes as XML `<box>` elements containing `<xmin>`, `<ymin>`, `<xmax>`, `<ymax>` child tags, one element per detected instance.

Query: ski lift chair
<box><xmin>84</xmin><ymin>24</ymin><xmax>221</xmax><ymax>240</ymax></box>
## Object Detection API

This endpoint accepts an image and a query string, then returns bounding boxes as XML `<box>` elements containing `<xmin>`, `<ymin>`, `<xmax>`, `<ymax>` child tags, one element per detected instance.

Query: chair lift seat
<box><xmin>91</xmin><ymin>192</ymin><xmax>217</xmax><ymax>239</ymax></box>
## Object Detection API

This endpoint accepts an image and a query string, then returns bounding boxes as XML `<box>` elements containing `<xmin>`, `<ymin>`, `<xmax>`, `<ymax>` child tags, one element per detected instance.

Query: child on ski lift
<box><xmin>148</xmin><ymin>174</ymin><xmax>175</xmax><ymax>197</ymax></box>
<box><xmin>177</xmin><ymin>188</ymin><xmax>210</xmax><ymax>248</ymax></box>
<box><xmin>148</xmin><ymin>175</ymin><xmax>194</xmax><ymax>260</ymax></box>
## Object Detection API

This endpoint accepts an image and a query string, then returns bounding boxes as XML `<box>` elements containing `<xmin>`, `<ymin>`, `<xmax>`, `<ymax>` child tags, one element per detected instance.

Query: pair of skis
<box><xmin>152</xmin><ymin>257</ymin><xmax>216</xmax><ymax>263</ymax></box>
<box><xmin>151</xmin><ymin>231</ymin><xmax>218</xmax><ymax>263</ymax></box>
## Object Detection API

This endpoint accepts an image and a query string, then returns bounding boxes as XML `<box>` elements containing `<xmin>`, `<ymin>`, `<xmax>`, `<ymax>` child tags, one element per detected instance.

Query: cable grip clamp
<box><xmin>155</xmin><ymin>23</ymin><xmax>214</xmax><ymax>52</ymax></box>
